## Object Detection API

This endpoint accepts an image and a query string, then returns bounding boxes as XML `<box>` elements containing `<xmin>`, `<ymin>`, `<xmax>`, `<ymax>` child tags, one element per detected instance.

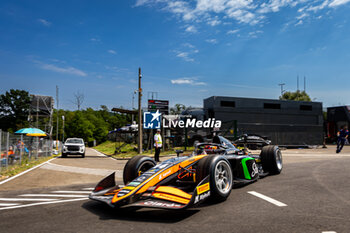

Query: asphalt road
<box><xmin>0</xmin><ymin>147</ymin><xmax>349</xmax><ymax>233</ymax></box>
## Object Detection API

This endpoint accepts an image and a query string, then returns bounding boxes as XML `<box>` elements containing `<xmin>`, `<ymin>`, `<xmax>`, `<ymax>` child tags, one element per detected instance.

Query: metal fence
<box><xmin>0</xmin><ymin>129</ymin><xmax>56</xmax><ymax>173</ymax></box>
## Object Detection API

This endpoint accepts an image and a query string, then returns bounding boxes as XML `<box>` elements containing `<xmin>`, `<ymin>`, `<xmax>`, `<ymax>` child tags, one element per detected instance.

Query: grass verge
<box><xmin>0</xmin><ymin>154</ymin><xmax>58</xmax><ymax>181</ymax></box>
<box><xmin>94</xmin><ymin>140</ymin><xmax>194</xmax><ymax>158</ymax></box>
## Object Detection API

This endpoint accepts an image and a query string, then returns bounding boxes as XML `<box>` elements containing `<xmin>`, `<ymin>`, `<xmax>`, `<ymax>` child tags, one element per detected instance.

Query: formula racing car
<box><xmin>89</xmin><ymin>136</ymin><xmax>282</xmax><ymax>210</ymax></box>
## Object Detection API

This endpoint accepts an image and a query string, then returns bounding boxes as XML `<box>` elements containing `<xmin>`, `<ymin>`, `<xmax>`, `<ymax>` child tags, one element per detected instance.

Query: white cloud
<box><xmin>207</xmin><ymin>16</ymin><xmax>221</xmax><ymax>26</ymax></box>
<box><xmin>329</xmin><ymin>0</ymin><xmax>350</xmax><ymax>7</ymax></box>
<box><xmin>248</xmin><ymin>30</ymin><xmax>263</xmax><ymax>38</ymax></box>
<box><xmin>185</xmin><ymin>25</ymin><xmax>197</xmax><ymax>33</ymax></box>
<box><xmin>205</xmin><ymin>38</ymin><xmax>218</xmax><ymax>44</ymax></box>
<box><xmin>171</xmin><ymin>77</ymin><xmax>206</xmax><ymax>85</ymax></box>
<box><xmin>108</xmin><ymin>49</ymin><xmax>117</xmax><ymax>54</ymax></box>
<box><xmin>135</xmin><ymin>0</ymin><xmax>350</xmax><ymax>32</ymax></box>
<box><xmin>90</xmin><ymin>38</ymin><xmax>100</xmax><ymax>42</ymax></box>
<box><xmin>38</xmin><ymin>19</ymin><xmax>51</xmax><ymax>26</ymax></box>
<box><xmin>174</xmin><ymin>43</ymin><xmax>199</xmax><ymax>62</ymax></box>
<box><xmin>176</xmin><ymin>52</ymin><xmax>194</xmax><ymax>62</ymax></box>
<box><xmin>39</xmin><ymin>63</ymin><xmax>87</xmax><ymax>77</ymax></box>
<box><xmin>227</xmin><ymin>29</ymin><xmax>240</xmax><ymax>34</ymax></box>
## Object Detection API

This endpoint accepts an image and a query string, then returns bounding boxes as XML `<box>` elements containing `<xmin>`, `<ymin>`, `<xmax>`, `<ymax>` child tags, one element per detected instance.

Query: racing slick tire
<box><xmin>123</xmin><ymin>155</ymin><xmax>156</xmax><ymax>185</ymax></box>
<box><xmin>260</xmin><ymin>145</ymin><xmax>283</xmax><ymax>175</ymax></box>
<box><xmin>196</xmin><ymin>155</ymin><xmax>233</xmax><ymax>202</ymax></box>
<box><xmin>61</xmin><ymin>153</ymin><xmax>67</xmax><ymax>158</ymax></box>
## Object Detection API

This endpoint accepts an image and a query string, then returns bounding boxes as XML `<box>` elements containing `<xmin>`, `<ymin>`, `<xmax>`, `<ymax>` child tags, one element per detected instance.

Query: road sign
<box><xmin>148</xmin><ymin>99</ymin><xmax>169</xmax><ymax>114</ymax></box>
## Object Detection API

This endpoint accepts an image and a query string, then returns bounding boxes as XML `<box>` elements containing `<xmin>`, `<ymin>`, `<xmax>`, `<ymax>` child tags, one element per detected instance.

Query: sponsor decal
<box><xmin>194</xmin><ymin>191</ymin><xmax>210</xmax><ymax>204</ymax></box>
<box><xmin>117</xmin><ymin>189</ymin><xmax>131</xmax><ymax>197</ymax></box>
<box><xmin>123</xmin><ymin>186</ymin><xmax>135</xmax><ymax>190</ymax></box>
<box><xmin>127</xmin><ymin>182</ymin><xmax>141</xmax><ymax>187</ymax></box>
<box><xmin>142</xmin><ymin>200</ymin><xmax>182</xmax><ymax>208</ymax></box>
<box><xmin>159</xmin><ymin>169</ymin><xmax>172</xmax><ymax>180</ymax></box>
<box><xmin>143</xmin><ymin>110</ymin><xmax>161</xmax><ymax>129</ymax></box>
<box><xmin>143</xmin><ymin>110</ymin><xmax>221</xmax><ymax>129</ymax></box>
<box><xmin>197</xmin><ymin>182</ymin><xmax>210</xmax><ymax>195</ymax></box>
<box><xmin>251</xmin><ymin>162</ymin><xmax>258</xmax><ymax>177</ymax></box>
<box><xmin>163</xmin><ymin>118</ymin><xmax>221</xmax><ymax>129</ymax></box>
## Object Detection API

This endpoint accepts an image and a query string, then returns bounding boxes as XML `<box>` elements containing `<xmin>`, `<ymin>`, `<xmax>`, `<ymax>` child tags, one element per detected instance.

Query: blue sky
<box><xmin>1</xmin><ymin>0</ymin><xmax>350</xmax><ymax>110</ymax></box>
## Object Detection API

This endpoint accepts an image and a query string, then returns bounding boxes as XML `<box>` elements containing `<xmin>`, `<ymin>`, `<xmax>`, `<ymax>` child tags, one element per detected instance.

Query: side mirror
<box><xmin>175</xmin><ymin>150</ymin><xmax>184</xmax><ymax>157</ymax></box>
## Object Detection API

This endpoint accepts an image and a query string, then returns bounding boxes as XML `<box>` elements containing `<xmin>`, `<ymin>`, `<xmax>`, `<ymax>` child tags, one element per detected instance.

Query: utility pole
<box><xmin>297</xmin><ymin>75</ymin><xmax>300</xmax><ymax>100</ymax></box>
<box><xmin>278</xmin><ymin>83</ymin><xmax>285</xmax><ymax>96</ymax></box>
<box><xmin>36</xmin><ymin>97</ymin><xmax>39</xmax><ymax>129</ymax></box>
<box><xmin>62</xmin><ymin>115</ymin><xmax>65</xmax><ymax>143</ymax></box>
<box><xmin>138</xmin><ymin>68</ymin><xmax>143</xmax><ymax>154</ymax></box>
<box><xmin>56</xmin><ymin>85</ymin><xmax>59</xmax><ymax>150</ymax></box>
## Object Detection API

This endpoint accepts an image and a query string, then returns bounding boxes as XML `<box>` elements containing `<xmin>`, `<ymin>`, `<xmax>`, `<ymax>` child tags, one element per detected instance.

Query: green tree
<box><xmin>170</xmin><ymin>104</ymin><xmax>186</xmax><ymax>115</ymax></box>
<box><xmin>65</xmin><ymin>111</ymin><xmax>94</xmax><ymax>143</ymax></box>
<box><xmin>279</xmin><ymin>90</ymin><xmax>311</xmax><ymax>102</ymax></box>
<box><xmin>0</xmin><ymin>89</ymin><xmax>31</xmax><ymax>132</ymax></box>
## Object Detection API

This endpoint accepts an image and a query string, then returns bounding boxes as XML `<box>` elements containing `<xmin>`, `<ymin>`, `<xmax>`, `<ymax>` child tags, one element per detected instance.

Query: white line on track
<box><xmin>19</xmin><ymin>194</ymin><xmax>88</xmax><ymax>198</ymax></box>
<box><xmin>322</xmin><ymin>231</ymin><xmax>337</xmax><ymax>233</ymax></box>
<box><xmin>0</xmin><ymin>203</ymin><xmax>20</xmax><ymax>206</ymax></box>
<box><xmin>0</xmin><ymin>197</ymin><xmax>88</xmax><ymax>211</ymax></box>
<box><xmin>247</xmin><ymin>191</ymin><xmax>287</xmax><ymax>207</ymax></box>
<box><xmin>0</xmin><ymin>157</ymin><xmax>57</xmax><ymax>186</ymax></box>
<box><xmin>51</xmin><ymin>191</ymin><xmax>91</xmax><ymax>194</ymax></box>
<box><xmin>82</xmin><ymin>188</ymin><xmax>94</xmax><ymax>190</ymax></box>
<box><xmin>0</xmin><ymin>198</ymin><xmax>58</xmax><ymax>202</ymax></box>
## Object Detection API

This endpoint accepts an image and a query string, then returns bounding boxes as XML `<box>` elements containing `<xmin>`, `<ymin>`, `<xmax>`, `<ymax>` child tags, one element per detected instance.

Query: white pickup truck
<box><xmin>62</xmin><ymin>138</ymin><xmax>86</xmax><ymax>158</ymax></box>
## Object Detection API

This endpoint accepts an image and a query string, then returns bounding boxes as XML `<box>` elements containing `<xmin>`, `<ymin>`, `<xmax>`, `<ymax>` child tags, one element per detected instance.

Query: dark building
<box><xmin>204</xmin><ymin>96</ymin><xmax>324</xmax><ymax>146</ymax></box>
<box><xmin>327</xmin><ymin>106</ymin><xmax>350</xmax><ymax>139</ymax></box>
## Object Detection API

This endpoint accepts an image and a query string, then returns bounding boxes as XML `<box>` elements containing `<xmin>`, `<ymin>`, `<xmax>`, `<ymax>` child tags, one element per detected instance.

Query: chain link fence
<box><xmin>0</xmin><ymin>129</ymin><xmax>56</xmax><ymax>173</ymax></box>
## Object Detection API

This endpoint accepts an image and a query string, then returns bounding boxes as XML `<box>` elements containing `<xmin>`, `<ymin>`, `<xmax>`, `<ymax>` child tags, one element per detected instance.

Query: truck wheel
<box><xmin>260</xmin><ymin>145</ymin><xmax>282</xmax><ymax>175</ymax></box>
<box><xmin>196</xmin><ymin>155</ymin><xmax>233</xmax><ymax>202</ymax></box>
<box><xmin>123</xmin><ymin>155</ymin><xmax>156</xmax><ymax>185</ymax></box>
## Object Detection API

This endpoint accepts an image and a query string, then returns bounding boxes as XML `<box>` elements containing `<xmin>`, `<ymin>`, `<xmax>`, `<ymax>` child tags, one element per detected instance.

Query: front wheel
<box><xmin>82</xmin><ymin>153</ymin><xmax>85</xmax><ymax>158</ymax></box>
<box><xmin>196</xmin><ymin>155</ymin><xmax>233</xmax><ymax>202</ymax></box>
<box><xmin>123</xmin><ymin>155</ymin><xmax>156</xmax><ymax>185</ymax></box>
<box><xmin>260</xmin><ymin>145</ymin><xmax>283</xmax><ymax>174</ymax></box>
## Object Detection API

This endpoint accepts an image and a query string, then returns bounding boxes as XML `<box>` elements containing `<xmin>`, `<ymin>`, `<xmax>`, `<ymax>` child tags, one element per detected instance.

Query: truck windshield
<box><xmin>66</xmin><ymin>139</ymin><xmax>83</xmax><ymax>144</ymax></box>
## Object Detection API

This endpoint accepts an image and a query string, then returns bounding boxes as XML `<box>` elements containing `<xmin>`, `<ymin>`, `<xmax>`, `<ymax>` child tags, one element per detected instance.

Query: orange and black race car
<box><xmin>89</xmin><ymin>136</ymin><xmax>283</xmax><ymax>210</ymax></box>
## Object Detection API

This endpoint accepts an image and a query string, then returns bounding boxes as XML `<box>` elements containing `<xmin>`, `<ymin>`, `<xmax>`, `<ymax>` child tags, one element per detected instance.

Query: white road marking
<box><xmin>41</xmin><ymin>162</ymin><xmax>119</xmax><ymax>177</ymax></box>
<box><xmin>90</xmin><ymin>148</ymin><xmax>116</xmax><ymax>160</ymax></box>
<box><xmin>0</xmin><ymin>157</ymin><xmax>57</xmax><ymax>186</ymax></box>
<box><xmin>0</xmin><ymin>203</ymin><xmax>20</xmax><ymax>206</ymax></box>
<box><xmin>247</xmin><ymin>191</ymin><xmax>287</xmax><ymax>207</ymax></box>
<box><xmin>0</xmin><ymin>198</ymin><xmax>58</xmax><ymax>202</ymax></box>
<box><xmin>322</xmin><ymin>231</ymin><xmax>337</xmax><ymax>233</ymax></box>
<box><xmin>51</xmin><ymin>191</ymin><xmax>91</xmax><ymax>194</ymax></box>
<box><xmin>20</xmin><ymin>194</ymin><xmax>88</xmax><ymax>198</ymax></box>
<box><xmin>0</xmin><ymin>197</ymin><xmax>88</xmax><ymax>211</ymax></box>
<box><xmin>82</xmin><ymin>188</ymin><xmax>94</xmax><ymax>190</ymax></box>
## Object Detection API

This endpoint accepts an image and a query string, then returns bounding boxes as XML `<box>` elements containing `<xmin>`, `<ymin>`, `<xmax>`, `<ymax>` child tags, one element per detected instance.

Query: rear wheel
<box><xmin>196</xmin><ymin>155</ymin><xmax>233</xmax><ymax>202</ymax></box>
<box><xmin>260</xmin><ymin>145</ymin><xmax>282</xmax><ymax>174</ymax></box>
<box><xmin>123</xmin><ymin>155</ymin><xmax>156</xmax><ymax>185</ymax></box>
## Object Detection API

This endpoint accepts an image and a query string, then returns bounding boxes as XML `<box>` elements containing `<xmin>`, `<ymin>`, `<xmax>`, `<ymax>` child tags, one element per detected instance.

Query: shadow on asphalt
<box><xmin>82</xmin><ymin>201</ymin><xmax>200</xmax><ymax>223</ymax></box>
<box><xmin>59</xmin><ymin>156</ymin><xmax>105</xmax><ymax>159</ymax></box>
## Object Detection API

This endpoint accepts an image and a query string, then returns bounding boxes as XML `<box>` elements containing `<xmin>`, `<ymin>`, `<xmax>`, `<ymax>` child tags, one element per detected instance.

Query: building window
<box><xmin>300</xmin><ymin>105</ymin><xmax>312</xmax><ymax>111</ymax></box>
<box><xmin>264</xmin><ymin>103</ymin><xmax>281</xmax><ymax>109</ymax></box>
<box><xmin>220</xmin><ymin>101</ymin><xmax>235</xmax><ymax>108</ymax></box>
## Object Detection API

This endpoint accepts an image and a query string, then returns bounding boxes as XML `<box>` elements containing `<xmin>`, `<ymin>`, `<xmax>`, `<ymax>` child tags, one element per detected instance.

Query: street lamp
<box><xmin>132</xmin><ymin>90</ymin><xmax>137</xmax><ymax>122</ymax></box>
